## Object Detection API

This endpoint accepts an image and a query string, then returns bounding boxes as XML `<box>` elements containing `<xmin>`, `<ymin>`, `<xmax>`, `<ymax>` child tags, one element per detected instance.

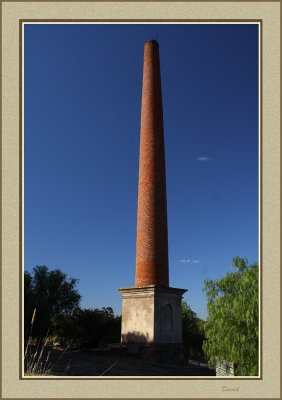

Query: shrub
<box><xmin>182</xmin><ymin>301</ymin><xmax>205</xmax><ymax>359</ymax></box>
<box><xmin>51</xmin><ymin>307</ymin><xmax>121</xmax><ymax>348</ymax></box>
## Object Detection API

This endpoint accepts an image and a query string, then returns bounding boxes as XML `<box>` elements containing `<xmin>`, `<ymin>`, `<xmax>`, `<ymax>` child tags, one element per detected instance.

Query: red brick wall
<box><xmin>135</xmin><ymin>40</ymin><xmax>169</xmax><ymax>287</ymax></box>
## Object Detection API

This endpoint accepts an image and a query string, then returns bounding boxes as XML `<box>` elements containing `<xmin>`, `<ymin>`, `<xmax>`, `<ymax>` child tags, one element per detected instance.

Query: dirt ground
<box><xmin>25</xmin><ymin>346</ymin><xmax>216</xmax><ymax>376</ymax></box>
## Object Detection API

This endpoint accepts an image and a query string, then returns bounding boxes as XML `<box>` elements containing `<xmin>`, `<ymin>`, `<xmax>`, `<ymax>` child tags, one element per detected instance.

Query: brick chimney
<box><xmin>135</xmin><ymin>39</ymin><xmax>169</xmax><ymax>287</ymax></box>
<box><xmin>118</xmin><ymin>40</ymin><xmax>187</xmax><ymax>354</ymax></box>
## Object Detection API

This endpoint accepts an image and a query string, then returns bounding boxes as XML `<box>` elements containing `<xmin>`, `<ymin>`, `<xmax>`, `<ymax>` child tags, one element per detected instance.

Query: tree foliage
<box><xmin>24</xmin><ymin>266</ymin><xmax>81</xmax><ymax>337</ymax></box>
<box><xmin>51</xmin><ymin>307</ymin><xmax>121</xmax><ymax>347</ymax></box>
<box><xmin>182</xmin><ymin>301</ymin><xmax>205</xmax><ymax>358</ymax></box>
<box><xmin>202</xmin><ymin>257</ymin><xmax>259</xmax><ymax>376</ymax></box>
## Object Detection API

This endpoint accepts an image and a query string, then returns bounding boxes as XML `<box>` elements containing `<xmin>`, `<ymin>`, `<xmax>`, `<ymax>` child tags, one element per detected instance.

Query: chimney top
<box><xmin>146</xmin><ymin>39</ymin><xmax>159</xmax><ymax>46</ymax></box>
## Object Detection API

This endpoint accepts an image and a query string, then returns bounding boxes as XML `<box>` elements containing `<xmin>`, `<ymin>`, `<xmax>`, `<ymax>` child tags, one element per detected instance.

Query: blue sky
<box><xmin>24</xmin><ymin>23</ymin><xmax>259</xmax><ymax>320</ymax></box>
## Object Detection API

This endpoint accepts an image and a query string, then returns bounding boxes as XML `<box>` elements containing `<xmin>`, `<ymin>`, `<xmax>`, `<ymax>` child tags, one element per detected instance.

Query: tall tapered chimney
<box><xmin>135</xmin><ymin>39</ymin><xmax>169</xmax><ymax>287</ymax></box>
<box><xmin>118</xmin><ymin>41</ymin><xmax>187</xmax><ymax>358</ymax></box>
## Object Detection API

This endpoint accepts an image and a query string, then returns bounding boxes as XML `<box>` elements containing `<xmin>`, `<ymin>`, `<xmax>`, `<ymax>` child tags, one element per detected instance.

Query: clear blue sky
<box><xmin>24</xmin><ymin>23</ymin><xmax>258</xmax><ymax>320</ymax></box>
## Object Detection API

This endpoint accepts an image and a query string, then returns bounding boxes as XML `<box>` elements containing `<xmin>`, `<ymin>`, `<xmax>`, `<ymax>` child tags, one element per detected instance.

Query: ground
<box><xmin>25</xmin><ymin>346</ymin><xmax>216</xmax><ymax>376</ymax></box>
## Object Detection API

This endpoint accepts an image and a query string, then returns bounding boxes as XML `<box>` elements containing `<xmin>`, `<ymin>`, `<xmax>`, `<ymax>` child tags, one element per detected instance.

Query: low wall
<box><xmin>216</xmin><ymin>360</ymin><xmax>235</xmax><ymax>376</ymax></box>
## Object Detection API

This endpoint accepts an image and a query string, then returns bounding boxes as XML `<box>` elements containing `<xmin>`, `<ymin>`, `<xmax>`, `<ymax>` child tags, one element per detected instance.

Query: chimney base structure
<box><xmin>118</xmin><ymin>286</ymin><xmax>187</xmax><ymax>363</ymax></box>
<box><xmin>118</xmin><ymin>286</ymin><xmax>186</xmax><ymax>345</ymax></box>
<box><xmin>118</xmin><ymin>40</ymin><xmax>187</xmax><ymax>363</ymax></box>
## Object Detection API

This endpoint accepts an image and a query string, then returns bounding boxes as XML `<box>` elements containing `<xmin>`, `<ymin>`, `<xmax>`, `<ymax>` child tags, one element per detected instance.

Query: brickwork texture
<box><xmin>135</xmin><ymin>40</ymin><xmax>169</xmax><ymax>287</ymax></box>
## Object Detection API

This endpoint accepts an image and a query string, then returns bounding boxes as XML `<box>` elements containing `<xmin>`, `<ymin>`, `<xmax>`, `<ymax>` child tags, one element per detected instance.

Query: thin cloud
<box><xmin>179</xmin><ymin>259</ymin><xmax>191</xmax><ymax>263</ymax></box>
<box><xmin>179</xmin><ymin>259</ymin><xmax>200</xmax><ymax>264</ymax></box>
<box><xmin>197</xmin><ymin>156</ymin><xmax>213</xmax><ymax>161</ymax></box>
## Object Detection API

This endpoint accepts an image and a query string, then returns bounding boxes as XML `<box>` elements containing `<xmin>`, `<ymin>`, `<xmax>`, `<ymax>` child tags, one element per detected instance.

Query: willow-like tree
<box><xmin>202</xmin><ymin>257</ymin><xmax>259</xmax><ymax>376</ymax></box>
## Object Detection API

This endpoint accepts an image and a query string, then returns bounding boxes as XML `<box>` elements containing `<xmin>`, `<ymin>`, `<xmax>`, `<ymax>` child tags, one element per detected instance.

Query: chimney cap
<box><xmin>146</xmin><ymin>39</ymin><xmax>159</xmax><ymax>46</ymax></box>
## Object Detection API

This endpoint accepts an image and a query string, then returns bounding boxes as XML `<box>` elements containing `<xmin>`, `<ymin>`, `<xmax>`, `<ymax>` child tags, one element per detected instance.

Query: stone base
<box><xmin>118</xmin><ymin>285</ymin><xmax>187</xmax><ymax>344</ymax></box>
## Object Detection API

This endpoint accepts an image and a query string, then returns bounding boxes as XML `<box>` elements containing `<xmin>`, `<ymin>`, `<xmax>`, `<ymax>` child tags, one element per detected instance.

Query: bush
<box><xmin>182</xmin><ymin>301</ymin><xmax>205</xmax><ymax>359</ymax></box>
<box><xmin>51</xmin><ymin>307</ymin><xmax>121</xmax><ymax>348</ymax></box>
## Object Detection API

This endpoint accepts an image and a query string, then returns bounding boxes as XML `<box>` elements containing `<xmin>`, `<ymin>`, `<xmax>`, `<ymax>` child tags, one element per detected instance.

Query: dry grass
<box><xmin>25</xmin><ymin>337</ymin><xmax>52</xmax><ymax>376</ymax></box>
<box><xmin>24</xmin><ymin>309</ymin><xmax>116</xmax><ymax>376</ymax></box>
<box><xmin>24</xmin><ymin>309</ymin><xmax>73</xmax><ymax>376</ymax></box>
<box><xmin>24</xmin><ymin>308</ymin><xmax>54</xmax><ymax>376</ymax></box>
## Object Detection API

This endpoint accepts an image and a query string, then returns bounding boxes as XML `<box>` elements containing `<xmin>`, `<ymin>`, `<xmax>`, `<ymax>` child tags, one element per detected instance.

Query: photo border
<box><xmin>19</xmin><ymin>19</ymin><xmax>262</xmax><ymax>382</ymax></box>
<box><xmin>1</xmin><ymin>1</ymin><xmax>280</xmax><ymax>398</ymax></box>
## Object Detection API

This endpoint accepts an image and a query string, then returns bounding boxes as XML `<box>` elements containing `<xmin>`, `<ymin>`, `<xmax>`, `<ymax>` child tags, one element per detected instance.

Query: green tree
<box><xmin>24</xmin><ymin>266</ymin><xmax>81</xmax><ymax>337</ymax></box>
<box><xmin>182</xmin><ymin>301</ymin><xmax>205</xmax><ymax>358</ymax></box>
<box><xmin>202</xmin><ymin>257</ymin><xmax>259</xmax><ymax>376</ymax></box>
